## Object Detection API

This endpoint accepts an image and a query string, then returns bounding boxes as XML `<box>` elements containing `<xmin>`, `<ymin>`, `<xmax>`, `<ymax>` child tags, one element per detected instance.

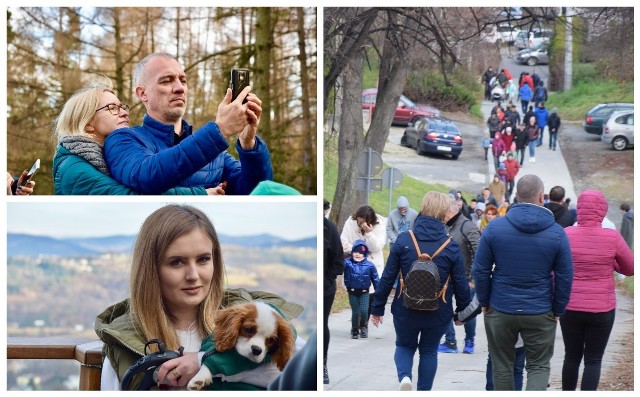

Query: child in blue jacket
<box><xmin>343</xmin><ymin>239</ymin><xmax>379</xmax><ymax>339</ymax></box>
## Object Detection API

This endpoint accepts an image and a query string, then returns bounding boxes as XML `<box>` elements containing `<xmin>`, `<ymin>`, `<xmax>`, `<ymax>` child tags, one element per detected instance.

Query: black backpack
<box><xmin>399</xmin><ymin>231</ymin><xmax>452</xmax><ymax>311</ymax></box>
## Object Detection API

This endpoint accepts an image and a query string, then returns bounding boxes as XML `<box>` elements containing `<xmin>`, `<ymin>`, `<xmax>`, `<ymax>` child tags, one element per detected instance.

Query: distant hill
<box><xmin>7</xmin><ymin>233</ymin><xmax>316</xmax><ymax>257</ymax></box>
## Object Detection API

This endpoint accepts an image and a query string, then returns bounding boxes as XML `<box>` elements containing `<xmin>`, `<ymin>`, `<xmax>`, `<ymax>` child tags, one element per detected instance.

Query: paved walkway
<box><xmin>324</xmin><ymin>289</ymin><xmax>632</xmax><ymax>391</ymax></box>
<box><xmin>324</xmin><ymin>99</ymin><xmax>633</xmax><ymax>391</ymax></box>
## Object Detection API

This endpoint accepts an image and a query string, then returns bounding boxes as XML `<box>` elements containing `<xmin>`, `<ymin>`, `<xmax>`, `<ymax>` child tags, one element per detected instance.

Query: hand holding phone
<box><xmin>230</xmin><ymin>68</ymin><xmax>250</xmax><ymax>104</ymax></box>
<box><xmin>18</xmin><ymin>159</ymin><xmax>40</xmax><ymax>188</ymax></box>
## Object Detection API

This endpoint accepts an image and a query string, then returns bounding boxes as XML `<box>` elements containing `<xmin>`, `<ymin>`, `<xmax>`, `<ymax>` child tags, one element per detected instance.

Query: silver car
<box><xmin>517</xmin><ymin>43</ymin><xmax>549</xmax><ymax>66</ymax></box>
<box><xmin>601</xmin><ymin>109</ymin><xmax>634</xmax><ymax>151</ymax></box>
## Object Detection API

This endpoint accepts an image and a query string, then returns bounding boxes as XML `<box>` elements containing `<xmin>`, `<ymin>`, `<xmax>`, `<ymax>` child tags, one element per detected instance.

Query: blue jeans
<box><xmin>528</xmin><ymin>143</ymin><xmax>536</xmax><ymax>158</ymax></box>
<box><xmin>486</xmin><ymin>347</ymin><xmax>526</xmax><ymax>390</ymax></box>
<box><xmin>443</xmin><ymin>317</ymin><xmax>477</xmax><ymax>344</ymax></box>
<box><xmin>443</xmin><ymin>287</ymin><xmax>477</xmax><ymax>343</ymax></box>
<box><xmin>394</xmin><ymin>317</ymin><xmax>448</xmax><ymax>391</ymax></box>
<box><xmin>520</xmin><ymin>100</ymin><xmax>529</xmax><ymax>114</ymax></box>
<box><xmin>549</xmin><ymin>131</ymin><xmax>558</xmax><ymax>149</ymax></box>
<box><xmin>537</xmin><ymin>125</ymin><xmax>546</xmax><ymax>146</ymax></box>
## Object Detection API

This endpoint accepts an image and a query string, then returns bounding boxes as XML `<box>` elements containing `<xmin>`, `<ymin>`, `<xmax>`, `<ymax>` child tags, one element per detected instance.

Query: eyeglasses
<box><xmin>95</xmin><ymin>103</ymin><xmax>129</xmax><ymax>115</ymax></box>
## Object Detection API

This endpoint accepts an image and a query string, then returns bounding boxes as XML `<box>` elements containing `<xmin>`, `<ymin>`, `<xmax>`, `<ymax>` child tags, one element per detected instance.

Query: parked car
<box><xmin>583</xmin><ymin>102</ymin><xmax>634</xmax><ymax>135</ymax></box>
<box><xmin>481</xmin><ymin>23</ymin><xmax>521</xmax><ymax>45</ymax></box>
<box><xmin>400</xmin><ymin>116</ymin><xmax>463</xmax><ymax>160</ymax></box>
<box><xmin>601</xmin><ymin>109</ymin><xmax>634</xmax><ymax>151</ymax></box>
<box><xmin>516</xmin><ymin>42</ymin><xmax>549</xmax><ymax>66</ymax></box>
<box><xmin>515</xmin><ymin>29</ymin><xmax>553</xmax><ymax>49</ymax></box>
<box><xmin>362</xmin><ymin>88</ymin><xmax>440</xmax><ymax>126</ymax></box>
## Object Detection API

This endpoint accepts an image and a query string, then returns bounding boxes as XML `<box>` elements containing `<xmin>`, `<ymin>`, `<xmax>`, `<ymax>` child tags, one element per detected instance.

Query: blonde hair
<box><xmin>54</xmin><ymin>77</ymin><xmax>114</xmax><ymax>141</ymax></box>
<box><xmin>420</xmin><ymin>191</ymin><xmax>450</xmax><ymax>220</ymax></box>
<box><xmin>129</xmin><ymin>204</ymin><xmax>225</xmax><ymax>350</ymax></box>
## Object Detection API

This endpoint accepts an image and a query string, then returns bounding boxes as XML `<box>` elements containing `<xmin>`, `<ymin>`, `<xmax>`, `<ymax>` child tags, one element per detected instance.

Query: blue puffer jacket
<box><xmin>371</xmin><ymin>215</ymin><xmax>471</xmax><ymax>328</ymax></box>
<box><xmin>52</xmin><ymin>145</ymin><xmax>206</xmax><ymax>195</ymax></box>
<box><xmin>472</xmin><ymin>203</ymin><xmax>573</xmax><ymax>316</ymax></box>
<box><xmin>343</xmin><ymin>240</ymin><xmax>379</xmax><ymax>291</ymax></box>
<box><xmin>104</xmin><ymin>114</ymin><xmax>273</xmax><ymax>195</ymax></box>
<box><xmin>534</xmin><ymin>107</ymin><xmax>550</xmax><ymax>128</ymax></box>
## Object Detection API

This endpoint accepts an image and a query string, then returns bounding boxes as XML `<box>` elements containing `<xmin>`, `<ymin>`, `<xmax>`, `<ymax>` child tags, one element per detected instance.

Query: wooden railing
<box><xmin>7</xmin><ymin>337</ymin><xmax>104</xmax><ymax>391</ymax></box>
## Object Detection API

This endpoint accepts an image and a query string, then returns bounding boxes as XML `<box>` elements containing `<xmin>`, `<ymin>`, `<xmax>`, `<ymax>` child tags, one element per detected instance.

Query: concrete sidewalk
<box><xmin>324</xmin><ymin>99</ymin><xmax>632</xmax><ymax>391</ymax></box>
<box><xmin>324</xmin><ymin>289</ymin><xmax>633</xmax><ymax>391</ymax></box>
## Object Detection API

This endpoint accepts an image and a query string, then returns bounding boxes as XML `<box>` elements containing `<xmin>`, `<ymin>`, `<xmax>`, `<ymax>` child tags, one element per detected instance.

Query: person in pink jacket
<box><xmin>560</xmin><ymin>189</ymin><xmax>634</xmax><ymax>391</ymax></box>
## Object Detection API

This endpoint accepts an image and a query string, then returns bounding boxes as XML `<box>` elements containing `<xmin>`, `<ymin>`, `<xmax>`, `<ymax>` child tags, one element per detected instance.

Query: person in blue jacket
<box><xmin>472</xmin><ymin>174</ymin><xmax>573</xmax><ymax>390</ymax></box>
<box><xmin>371</xmin><ymin>191</ymin><xmax>471</xmax><ymax>391</ymax></box>
<box><xmin>518</xmin><ymin>83</ymin><xmax>532</xmax><ymax>114</ymax></box>
<box><xmin>534</xmin><ymin>101</ymin><xmax>550</xmax><ymax>147</ymax></box>
<box><xmin>343</xmin><ymin>239</ymin><xmax>379</xmax><ymax>340</ymax></box>
<box><xmin>104</xmin><ymin>52</ymin><xmax>273</xmax><ymax>195</ymax></box>
<box><xmin>53</xmin><ymin>79</ymin><xmax>222</xmax><ymax>195</ymax></box>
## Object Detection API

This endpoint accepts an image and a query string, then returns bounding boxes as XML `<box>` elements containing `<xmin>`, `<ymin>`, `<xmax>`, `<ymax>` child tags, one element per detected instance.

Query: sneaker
<box><xmin>360</xmin><ymin>327</ymin><xmax>368</xmax><ymax>338</ymax></box>
<box><xmin>463</xmin><ymin>338</ymin><xmax>475</xmax><ymax>354</ymax></box>
<box><xmin>400</xmin><ymin>376</ymin><xmax>412</xmax><ymax>391</ymax></box>
<box><xmin>531</xmin><ymin>157</ymin><xmax>536</xmax><ymax>163</ymax></box>
<box><xmin>323</xmin><ymin>365</ymin><xmax>330</xmax><ymax>384</ymax></box>
<box><xmin>351</xmin><ymin>329</ymin><xmax>359</xmax><ymax>339</ymax></box>
<box><xmin>438</xmin><ymin>341</ymin><xmax>458</xmax><ymax>353</ymax></box>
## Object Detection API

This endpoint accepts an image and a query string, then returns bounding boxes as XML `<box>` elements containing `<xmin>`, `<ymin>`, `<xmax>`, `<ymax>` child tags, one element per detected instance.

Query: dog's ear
<box><xmin>214</xmin><ymin>305</ymin><xmax>246</xmax><ymax>352</ymax></box>
<box><xmin>271</xmin><ymin>314</ymin><xmax>295</xmax><ymax>371</ymax></box>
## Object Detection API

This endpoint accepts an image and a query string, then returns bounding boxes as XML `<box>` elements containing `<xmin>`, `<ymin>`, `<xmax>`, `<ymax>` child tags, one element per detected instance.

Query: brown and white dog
<box><xmin>188</xmin><ymin>301</ymin><xmax>295</xmax><ymax>390</ymax></box>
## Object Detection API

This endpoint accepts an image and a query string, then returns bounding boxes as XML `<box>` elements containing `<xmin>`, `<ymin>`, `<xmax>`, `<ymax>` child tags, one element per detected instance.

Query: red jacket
<box><xmin>503</xmin><ymin>158</ymin><xmax>519</xmax><ymax>180</ymax></box>
<box><xmin>521</xmin><ymin>75</ymin><xmax>534</xmax><ymax>90</ymax></box>
<box><xmin>564</xmin><ymin>190</ymin><xmax>634</xmax><ymax>313</ymax></box>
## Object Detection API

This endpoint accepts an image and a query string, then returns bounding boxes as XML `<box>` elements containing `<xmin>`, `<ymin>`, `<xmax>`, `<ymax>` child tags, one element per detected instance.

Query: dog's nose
<box><xmin>251</xmin><ymin>345</ymin><xmax>262</xmax><ymax>356</ymax></box>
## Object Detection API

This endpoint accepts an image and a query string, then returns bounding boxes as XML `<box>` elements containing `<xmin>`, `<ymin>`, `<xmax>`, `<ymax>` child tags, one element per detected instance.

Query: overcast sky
<box><xmin>7</xmin><ymin>201</ymin><xmax>318</xmax><ymax>240</ymax></box>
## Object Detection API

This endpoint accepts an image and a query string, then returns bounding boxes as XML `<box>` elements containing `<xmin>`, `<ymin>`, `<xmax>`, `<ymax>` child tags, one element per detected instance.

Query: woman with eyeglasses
<box><xmin>52</xmin><ymin>79</ymin><xmax>223</xmax><ymax>195</ymax></box>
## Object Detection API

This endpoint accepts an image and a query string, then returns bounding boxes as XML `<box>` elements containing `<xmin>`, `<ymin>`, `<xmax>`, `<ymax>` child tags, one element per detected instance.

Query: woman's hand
<box><xmin>371</xmin><ymin>315</ymin><xmax>383</xmax><ymax>327</ymax></box>
<box><xmin>6</xmin><ymin>172</ymin><xmax>13</xmax><ymax>195</ymax></box>
<box><xmin>206</xmin><ymin>182</ymin><xmax>227</xmax><ymax>195</ymax></box>
<box><xmin>156</xmin><ymin>352</ymin><xmax>200</xmax><ymax>388</ymax></box>
<box><xmin>360</xmin><ymin>222</ymin><xmax>373</xmax><ymax>234</ymax></box>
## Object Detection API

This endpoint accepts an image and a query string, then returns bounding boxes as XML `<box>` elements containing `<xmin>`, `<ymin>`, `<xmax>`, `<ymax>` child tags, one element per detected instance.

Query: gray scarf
<box><xmin>59</xmin><ymin>135</ymin><xmax>110</xmax><ymax>175</ymax></box>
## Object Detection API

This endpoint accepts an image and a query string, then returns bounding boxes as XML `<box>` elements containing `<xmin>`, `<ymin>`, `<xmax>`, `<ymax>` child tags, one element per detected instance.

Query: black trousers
<box><xmin>323</xmin><ymin>293</ymin><xmax>336</xmax><ymax>366</ymax></box>
<box><xmin>559</xmin><ymin>309</ymin><xmax>616</xmax><ymax>390</ymax></box>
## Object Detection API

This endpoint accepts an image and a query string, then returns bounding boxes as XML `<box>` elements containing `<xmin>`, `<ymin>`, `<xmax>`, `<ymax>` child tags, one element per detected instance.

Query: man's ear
<box><xmin>538</xmin><ymin>191</ymin><xmax>545</xmax><ymax>205</ymax></box>
<box><xmin>135</xmin><ymin>86</ymin><xmax>146</xmax><ymax>102</ymax></box>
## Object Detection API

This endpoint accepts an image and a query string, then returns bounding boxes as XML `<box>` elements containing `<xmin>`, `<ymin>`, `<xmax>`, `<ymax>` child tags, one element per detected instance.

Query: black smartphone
<box><xmin>20</xmin><ymin>158</ymin><xmax>40</xmax><ymax>187</ymax></box>
<box><xmin>231</xmin><ymin>68</ymin><xmax>250</xmax><ymax>103</ymax></box>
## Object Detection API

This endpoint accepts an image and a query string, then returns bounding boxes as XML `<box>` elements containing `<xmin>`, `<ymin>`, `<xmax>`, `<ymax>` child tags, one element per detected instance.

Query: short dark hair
<box><xmin>323</xmin><ymin>199</ymin><xmax>330</xmax><ymax>211</ymax></box>
<box><xmin>620</xmin><ymin>203</ymin><xmax>631</xmax><ymax>212</ymax></box>
<box><xmin>549</xmin><ymin>186</ymin><xmax>566</xmax><ymax>202</ymax></box>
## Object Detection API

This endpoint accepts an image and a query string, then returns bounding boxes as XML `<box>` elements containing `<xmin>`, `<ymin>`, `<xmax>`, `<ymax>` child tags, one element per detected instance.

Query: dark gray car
<box><xmin>583</xmin><ymin>103</ymin><xmax>634</xmax><ymax>135</ymax></box>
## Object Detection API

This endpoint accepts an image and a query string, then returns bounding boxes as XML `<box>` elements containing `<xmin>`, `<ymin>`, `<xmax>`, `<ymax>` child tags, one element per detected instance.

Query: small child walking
<box><xmin>343</xmin><ymin>239</ymin><xmax>379</xmax><ymax>339</ymax></box>
<box><xmin>481</xmin><ymin>131</ymin><xmax>492</xmax><ymax>161</ymax></box>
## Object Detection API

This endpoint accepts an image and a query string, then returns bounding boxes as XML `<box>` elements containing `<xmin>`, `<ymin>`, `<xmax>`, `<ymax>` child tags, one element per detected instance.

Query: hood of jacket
<box><xmin>412</xmin><ymin>214</ymin><xmax>447</xmax><ymax>241</ymax></box>
<box><xmin>95</xmin><ymin>299</ymin><xmax>147</xmax><ymax>356</ymax></box>
<box><xmin>504</xmin><ymin>203</ymin><xmax>555</xmax><ymax>234</ymax></box>
<box><xmin>351</xmin><ymin>239</ymin><xmax>369</xmax><ymax>258</ymax></box>
<box><xmin>576</xmin><ymin>190</ymin><xmax>608</xmax><ymax>227</ymax></box>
